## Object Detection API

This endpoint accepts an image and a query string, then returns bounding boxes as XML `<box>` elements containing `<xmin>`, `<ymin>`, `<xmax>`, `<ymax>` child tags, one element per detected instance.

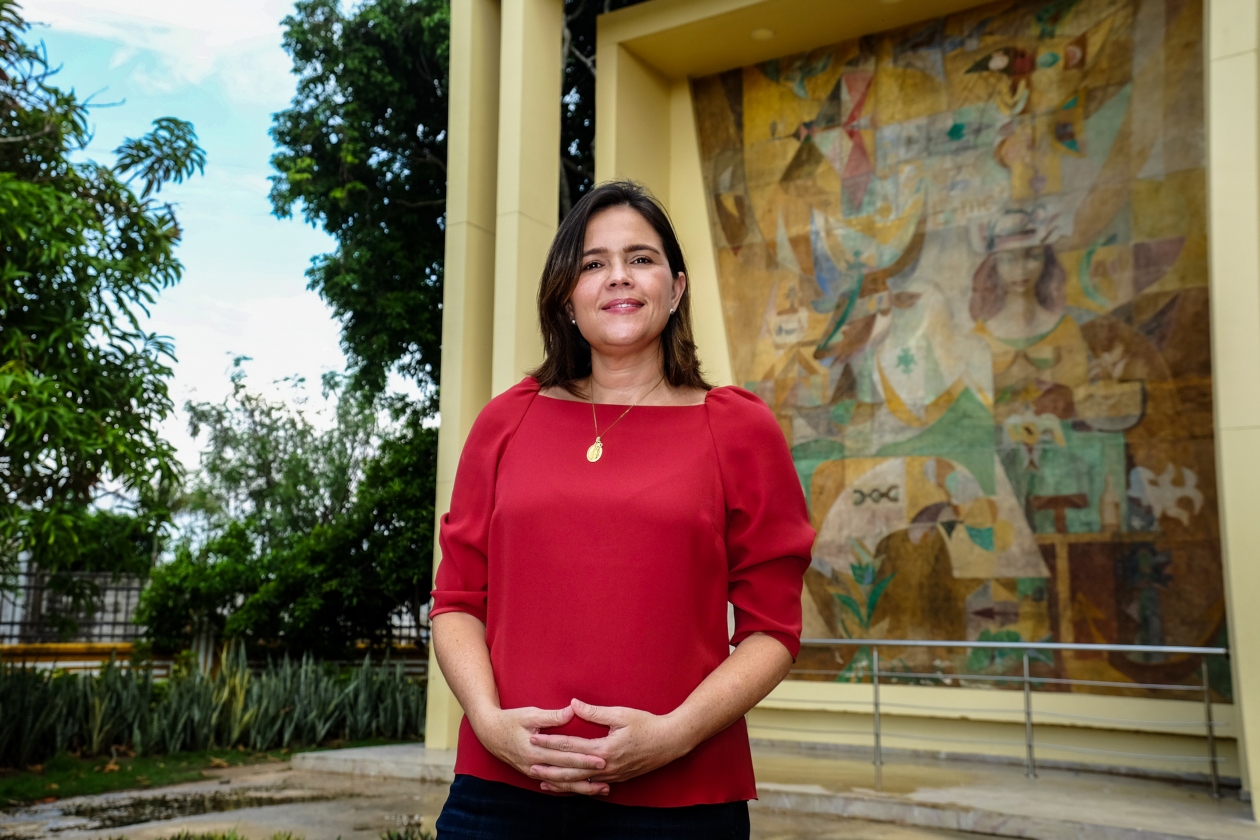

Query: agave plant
<box><xmin>0</xmin><ymin>640</ymin><xmax>426</xmax><ymax>767</ymax></box>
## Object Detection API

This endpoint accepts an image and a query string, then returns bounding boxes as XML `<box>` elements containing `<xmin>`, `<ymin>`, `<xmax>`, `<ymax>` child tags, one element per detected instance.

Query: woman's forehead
<box><xmin>583</xmin><ymin>206</ymin><xmax>661</xmax><ymax>249</ymax></box>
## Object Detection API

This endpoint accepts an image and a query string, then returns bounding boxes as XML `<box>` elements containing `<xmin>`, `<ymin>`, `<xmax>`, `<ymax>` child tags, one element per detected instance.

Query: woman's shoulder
<box><xmin>705</xmin><ymin>385</ymin><xmax>783</xmax><ymax>440</ymax></box>
<box><xmin>466</xmin><ymin>376</ymin><xmax>542</xmax><ymax>442</ymax></box>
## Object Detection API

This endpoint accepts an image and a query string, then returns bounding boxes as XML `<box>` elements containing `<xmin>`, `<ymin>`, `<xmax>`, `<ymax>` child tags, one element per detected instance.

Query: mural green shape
<box><xmin>693</xmin><ymin>0</ymin><xmax>1225</xmax><ymax>697</ymax></box>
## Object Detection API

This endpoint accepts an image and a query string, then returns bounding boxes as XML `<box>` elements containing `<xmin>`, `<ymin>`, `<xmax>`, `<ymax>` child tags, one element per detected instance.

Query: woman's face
<box><xmin>568</xmin><ymin>205</ymin><xmax>685</xmax><ymax>358</ymax></box>
<box><xmin>993</xmin><ymin>246</ymin><xmax>1044</xmax><ymax>297</ymax></box>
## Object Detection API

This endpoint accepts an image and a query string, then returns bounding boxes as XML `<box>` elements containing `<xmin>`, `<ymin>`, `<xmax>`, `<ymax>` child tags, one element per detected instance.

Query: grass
<box><xmin>0</xmin><ymin>748</ymin><xmax>283</xmax><ymax>806</ymax></box>
<box><xmin>0</xmin><ymin>737</ymin><xmax>417</xmax><ymax>806</ymax></box>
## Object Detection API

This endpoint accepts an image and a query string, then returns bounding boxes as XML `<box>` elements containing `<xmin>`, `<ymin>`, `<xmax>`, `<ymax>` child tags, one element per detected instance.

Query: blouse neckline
<box><xmin>533</xmin><ymin>388</ymin><xmax>716</xmax><ymax>409</ymax></box>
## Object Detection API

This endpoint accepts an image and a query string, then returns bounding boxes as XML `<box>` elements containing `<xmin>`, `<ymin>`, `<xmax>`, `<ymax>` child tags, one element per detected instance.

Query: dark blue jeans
<box><xmin>435</xmin><ymin>774</ymin><xmax>750</xmax><ymax>840</ymax></box>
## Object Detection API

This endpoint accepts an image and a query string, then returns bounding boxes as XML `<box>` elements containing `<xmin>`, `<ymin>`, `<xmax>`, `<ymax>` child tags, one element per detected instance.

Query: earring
<box><xmin>571</xmin><ymin>318</ymin><xmax>576</xmax><ymax>324</ymax></box>
<box><xmin>669</xmin><ymin>308</ymin><xmax>675</xmax><ymax>315</ymax></box>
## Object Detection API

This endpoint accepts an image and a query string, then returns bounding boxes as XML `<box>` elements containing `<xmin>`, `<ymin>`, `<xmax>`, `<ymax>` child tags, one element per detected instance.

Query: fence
<box><xmin>784</xmin><ymin>638</ymin><xmax>1228</xmax><ymax>797</ymax></box>
<box><xmin>0</xmin><ymin>572</ymin><xmax>146</xmax><ymax>645</ymax></box>
<box><xmin>3</xmin><ymin>572</ymin><xmax>429</xmax><ymax>677</ymax></box>
<box><xmin>2</xmin><ymin>572</ymin><xmax>428</xmax><ymax>648</ymax></box>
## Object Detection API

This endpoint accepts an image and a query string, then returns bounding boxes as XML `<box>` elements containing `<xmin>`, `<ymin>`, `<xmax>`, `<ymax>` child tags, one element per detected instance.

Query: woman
<box><xmin>969</xmin><ymin>239</ymin><xmax>1087</xmax><ymax>419</ymax></box>
<box><xmin>430</xmin><ymin>181</ymin><xmax>815</xmax><ymax>838</ymax></box>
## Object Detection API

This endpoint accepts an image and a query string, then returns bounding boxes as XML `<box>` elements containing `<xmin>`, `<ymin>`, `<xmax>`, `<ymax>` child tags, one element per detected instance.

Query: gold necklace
<box><xmin>586</xmin><ymin>376</ymin><xmax>665</xmax><ymax>463</ymax></box>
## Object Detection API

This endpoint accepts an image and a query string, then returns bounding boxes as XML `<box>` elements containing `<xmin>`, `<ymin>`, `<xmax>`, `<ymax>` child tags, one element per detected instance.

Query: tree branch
<box><xmin>414</xmin><ymin>148</ymin><xmax>447</xmax><ymax>173</ymax></box>
<box><xmin>569</xmin><ymin>43</ymin><xmax>596</xmax><ymax>79</ymax></box>
<box><xmin>0</xmin><ymin>121</ymin><xmax>55</xmax><ymax>144</ymax></box>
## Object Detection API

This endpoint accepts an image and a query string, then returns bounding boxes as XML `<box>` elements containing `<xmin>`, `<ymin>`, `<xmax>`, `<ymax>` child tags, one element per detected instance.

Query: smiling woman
<box><xmin>429</xmin><ymin>181</ymin><xmax>816</xmax><ymax>839</ymax></box>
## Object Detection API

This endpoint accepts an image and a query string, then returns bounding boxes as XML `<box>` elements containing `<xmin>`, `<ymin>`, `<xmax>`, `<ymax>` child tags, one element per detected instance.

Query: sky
<box><xmin>21</xmin><ymin>0</ymin><xmax>351</xmax><ymax>468</ymax></box>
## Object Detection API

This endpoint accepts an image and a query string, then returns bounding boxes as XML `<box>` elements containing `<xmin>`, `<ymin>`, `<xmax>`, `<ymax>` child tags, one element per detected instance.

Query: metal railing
<box><xmin>788</xmin><ymin>638</ymin><xmax>1229</xmax><ymax>798</ymax></box>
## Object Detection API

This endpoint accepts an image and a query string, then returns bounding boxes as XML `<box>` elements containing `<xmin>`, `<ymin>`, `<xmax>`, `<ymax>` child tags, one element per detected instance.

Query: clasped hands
<box><xmin>472</xmin><ymin>698</ymin><xmax>691</xmax><ymax>797</ymax></box>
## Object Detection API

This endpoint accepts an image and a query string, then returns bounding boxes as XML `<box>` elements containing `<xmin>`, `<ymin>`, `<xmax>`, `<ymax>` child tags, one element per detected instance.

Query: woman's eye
<box><xmin>582</xmin><ymin>261</ymin><xmax>601</xmax><ymax>271</ymax></box>
<box><xmin>632</xmin><ymin>256</ymin><xmax>652</xmax><ymax>264</ymax></box>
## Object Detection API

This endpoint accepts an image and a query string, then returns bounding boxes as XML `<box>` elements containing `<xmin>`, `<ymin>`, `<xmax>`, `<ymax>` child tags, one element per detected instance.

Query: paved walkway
<box><xmin>292</xmin><ymin>742</ymin><xmax>1259</xmax><ymax>840</ymax></box>
<box><xmin>0</xmin><ymin>761</ymin><xmax>964</xmax><ymax>840</ymax></box>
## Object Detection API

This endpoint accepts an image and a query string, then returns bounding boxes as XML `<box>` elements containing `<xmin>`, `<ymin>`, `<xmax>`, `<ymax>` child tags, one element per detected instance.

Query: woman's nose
<box><xmin>606</xmin><ymin>262</ymin><xmax>632</xmax><ymax>286</ymax></box>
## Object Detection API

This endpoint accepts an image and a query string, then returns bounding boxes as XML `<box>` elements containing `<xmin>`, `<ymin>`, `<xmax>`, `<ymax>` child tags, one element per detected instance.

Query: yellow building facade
<box><xmin>426</xmin><ymin>0</ymin><xmax>1260</xmax><ymax>811</ymax></box>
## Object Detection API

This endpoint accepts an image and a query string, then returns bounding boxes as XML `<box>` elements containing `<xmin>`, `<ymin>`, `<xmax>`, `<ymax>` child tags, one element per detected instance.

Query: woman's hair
<box><xmin>529</xmin><ymin>180</ymin><xmax>713</xmax><ymax>394</ymax></box>
<box><xmin>968</xmin><ymin>245</ymin><xmax>1067</xmax><ymax>322</ymax></box>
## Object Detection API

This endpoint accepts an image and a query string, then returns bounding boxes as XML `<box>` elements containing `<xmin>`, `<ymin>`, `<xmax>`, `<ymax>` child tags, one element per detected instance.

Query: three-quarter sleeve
<box><xmin>431</xmin><ymin>379</ymin><xmax>540</xmax><ymax>623</ymax></box>
<box><xmin>707</xmin><ymin>387</ymin><xmax>816</xmax><ymax>658</ymax></box>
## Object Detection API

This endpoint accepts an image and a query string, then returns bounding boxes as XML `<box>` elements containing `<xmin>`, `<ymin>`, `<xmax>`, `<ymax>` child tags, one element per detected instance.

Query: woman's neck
<box><xmin>1013</xmin><ymin>290</ymin><xmax>1040</xmax><ymax>326</ymax></box>
<box><xmin>588</xmin><ymin>347</ymin><xmax>665</xmax><ymax>403</ymax></box>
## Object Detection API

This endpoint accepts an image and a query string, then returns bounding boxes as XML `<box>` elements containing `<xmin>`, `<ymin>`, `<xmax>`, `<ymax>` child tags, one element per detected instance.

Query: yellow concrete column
<box><xmin>491</xmin><ymin>0</ymin><xmax>564</xmax><ymax>394</ymax></box>
<box><xmin>593</xmin><ymin>29</ymin><xmax>733</xmax><ymax>386</ymax></box>
<box><xmin>424</xmin><ymin>0</ymin><xmax>501</xmax><ymax>751</ymax></box>
<box><xmin>1206</xmin><ymin>0</ymin><xmax>1260</xmax><ymax>811</ymax></box>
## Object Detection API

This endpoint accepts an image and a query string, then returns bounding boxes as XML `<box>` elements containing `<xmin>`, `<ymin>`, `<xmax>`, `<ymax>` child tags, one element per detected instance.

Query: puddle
<box><xmin>2</xmin><ymin>787</ymin><xmax>341</xmax><ymax>834</ymax></box>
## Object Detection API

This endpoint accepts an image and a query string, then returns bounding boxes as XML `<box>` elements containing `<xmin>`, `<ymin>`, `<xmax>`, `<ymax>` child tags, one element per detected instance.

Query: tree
<box><xmin>268</xmin><ymin>0</ymin><xmax>652</xmax><ymax>393</ymax></box>
<box><xmin>559</xmin><ymin>0</ymin><xmax>645</xmax><ymax>217</ymax></box>
<box><xmin>270</xmin><ymin>0</ymin><xmax>450</xmax><ymax>395</ymax></box>
<box><xmin>180</xmin><ymin>361</ymin><xmax>377</xmax><ymax>554</ymax></box>
<box><xmin>0</xmin><ymin>0</ymin><xmax>203</xmax><ymax>590</ymax></box>
<box><xmin>137</xmin><ymin>367</ymin><xmax>436</xmax><ymax>655</ymax></box>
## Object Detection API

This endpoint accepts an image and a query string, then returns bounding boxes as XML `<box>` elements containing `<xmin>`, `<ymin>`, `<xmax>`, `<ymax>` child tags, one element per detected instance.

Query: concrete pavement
<box><xmin>292</xmin><ymin>741</ymin><xmax>1258</xmax><ymax>840</ymax></box>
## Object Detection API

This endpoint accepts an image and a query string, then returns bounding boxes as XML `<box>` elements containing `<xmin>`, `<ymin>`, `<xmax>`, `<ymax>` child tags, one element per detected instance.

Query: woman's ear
<box><xmin>673</xmin><ymin>272</ymin><xmax>688</xmax><ymax>310</ymax></box>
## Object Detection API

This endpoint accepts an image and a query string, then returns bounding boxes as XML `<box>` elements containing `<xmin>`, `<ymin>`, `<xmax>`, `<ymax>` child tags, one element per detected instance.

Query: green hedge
<box><xmin>0</xmin><ymin>643</ymin><xmax>425</xmax><ymax>768</ymax></box>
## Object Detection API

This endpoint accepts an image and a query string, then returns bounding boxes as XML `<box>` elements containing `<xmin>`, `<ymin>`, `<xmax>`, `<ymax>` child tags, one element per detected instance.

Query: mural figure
<box><xmin>692</xmin><ymin>0</ymin><xmax>1226</xmax><ymax>696</ymax></box>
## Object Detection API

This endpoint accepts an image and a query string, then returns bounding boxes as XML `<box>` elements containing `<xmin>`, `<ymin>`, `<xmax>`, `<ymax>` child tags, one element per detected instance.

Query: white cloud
<box><xmin>151</xmin><ymin>291</ymin><xmax>349</xmax><ymax>468</ymax></box>
<box><xmin>25</xmin><ymin>0</ymin><xmax>299</xmax><ymax>103</ymax></box>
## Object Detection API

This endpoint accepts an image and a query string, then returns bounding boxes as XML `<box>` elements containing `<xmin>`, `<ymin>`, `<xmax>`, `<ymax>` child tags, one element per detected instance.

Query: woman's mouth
<box><xmin>602</xmin><ymin>299</ymin><xmax>644</xmax><ymax>312</ymax></box>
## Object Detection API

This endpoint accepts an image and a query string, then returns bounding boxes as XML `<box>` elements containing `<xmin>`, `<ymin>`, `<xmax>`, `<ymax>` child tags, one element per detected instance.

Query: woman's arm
<box><xmin>527</xmin><ymin>632</ymin><xmax>792</xmax><ymax>791</ymax></box>
<box><xmin>431</xmin><ymin>611</ymin><xmax>611</xmax><ymax>795</ymax></box>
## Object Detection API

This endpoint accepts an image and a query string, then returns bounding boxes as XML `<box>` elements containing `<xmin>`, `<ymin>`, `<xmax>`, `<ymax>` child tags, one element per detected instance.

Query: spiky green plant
<box><xmin>0</xmin><ymin>640</ymin><xmax>425</xmax><ymax>767</ymax></box>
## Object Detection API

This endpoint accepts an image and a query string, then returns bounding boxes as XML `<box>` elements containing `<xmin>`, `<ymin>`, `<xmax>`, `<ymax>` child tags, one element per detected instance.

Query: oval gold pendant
<box><xmin>586</xmin><ymin>440</ymin><xmax>603</xmax><ymax>462</ymax></box>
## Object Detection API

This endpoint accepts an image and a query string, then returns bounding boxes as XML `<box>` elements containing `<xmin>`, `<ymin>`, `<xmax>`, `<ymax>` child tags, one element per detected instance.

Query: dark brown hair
<box><xmin>529</xmin><ymin>180</ymin><xmax>713</xmax><ymax>394</ymax></box>
<box><xmin>968</xmin><ymin>245</ymin><xmax>1067</xmax><ymax>322</ymax></box>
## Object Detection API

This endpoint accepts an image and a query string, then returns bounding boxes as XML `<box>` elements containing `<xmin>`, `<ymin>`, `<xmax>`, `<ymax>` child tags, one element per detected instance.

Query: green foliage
<box><xmin>137</xmin><ymin>369</ymin><xmax>436</xmax><ymax>656</ymax></box>
<box><xmin>0</xmin><ymin>0</ymin><xmax>200</xmax><ymax>586</ymax></box>
<box><xmin>154</xmin><ymin>833</ymin><xmax>301</xmax><ymax>840</ymax></box>
<box><xmin>182</xmin><ymin>363</ymin><xmax>377</xmax><ymax>553</ymax></box>
<box><xmin>0</xmin><ymin>642</ymin><xmax>426</xmax><ymax>769</ymax></box>
<box><xmin>270</xmin><ymin>0</ymin><xmax>450</xmax><ymax>393</ymax></box>
<box><xmin>114</xmin><ymin>117</ymin><xmax>207</xmax><ymax>199</ymax></box>
<box><xmin>380</xmin><ymin>829</ymin><xmax>436</xmax><ymax>840</ymax></box>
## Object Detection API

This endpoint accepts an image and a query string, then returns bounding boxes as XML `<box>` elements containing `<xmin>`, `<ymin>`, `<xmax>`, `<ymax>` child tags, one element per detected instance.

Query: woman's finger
<box><xmin>531</xmin><ymin>747</ymin><xmax>605</xmax><ymax>770</ymax></box>
<box><xmin>539</xmin><ymin>779</ymin><xmax>610</xmax><ymax>796</ymax></box>
<box><xmin>528</xmin><ymin>764</ymin><xmax>601</xmax><ymax>783</ymax></box>
<box><xmin>570</xmin><ymin>698</ymin><xmax>625</xmax><ymax>726</ymax></box>
<box><xmin>521</xmin><ymin>705</ymin><xmax>574</xmax><ymax>729</ymax></box>
<box><xmin>530</xmin><ymin>733</ymin><xmax>602</xmax><ymax>754</ymax></box>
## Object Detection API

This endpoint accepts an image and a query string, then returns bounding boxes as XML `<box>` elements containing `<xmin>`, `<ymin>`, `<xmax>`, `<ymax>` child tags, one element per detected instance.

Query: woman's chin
<box><xmin>588</xmin><ymin>332</ymin><xmax>661</xmax><ymax>357</ymax></box>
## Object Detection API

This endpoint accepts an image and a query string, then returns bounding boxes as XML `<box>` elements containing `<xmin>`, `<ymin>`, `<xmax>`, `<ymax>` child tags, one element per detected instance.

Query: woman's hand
<box><xmin>470</xmin><ymin>704</ymin><xmax>612</xmax><ymax>796</ymax></box>
<box><xmin>527</xmin><ymin>699</ymin><xmax>694</xmax><ymax>793</ymax></box>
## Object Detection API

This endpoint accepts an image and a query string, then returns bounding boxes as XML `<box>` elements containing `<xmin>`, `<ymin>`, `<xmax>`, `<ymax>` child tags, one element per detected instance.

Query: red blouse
<box><xmin>431</xmin><ymin>377</ymin><xmax>814</xmax><ymax>807</ymax></box>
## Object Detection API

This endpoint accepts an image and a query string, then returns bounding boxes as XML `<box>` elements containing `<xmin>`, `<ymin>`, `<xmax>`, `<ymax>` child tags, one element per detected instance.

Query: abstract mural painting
<box><xmin>693</xmin><ymin>0</ymin><xmax>1226</xmax><ymax>696</ymax></box>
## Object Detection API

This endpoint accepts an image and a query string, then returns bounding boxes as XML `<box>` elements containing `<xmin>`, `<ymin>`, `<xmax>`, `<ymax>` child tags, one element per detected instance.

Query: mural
<box><xmin>693</xmin><ymin>0</ymin><xmax>1226</xmax><ymax>696</ymax></box>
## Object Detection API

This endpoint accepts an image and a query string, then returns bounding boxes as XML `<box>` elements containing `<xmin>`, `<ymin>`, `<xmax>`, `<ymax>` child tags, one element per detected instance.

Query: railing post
<box><xmin>1023</xmin><ymin>651</ymin><xmax>1037</xmax><ymax>779</ymax></box>
<box><xmin>872</xmin><ymin>646</ymin><xmax>883</xmax><ymax>791</ymax></box>
<box><xmin>1202</xmin><ymin>658</ymin><xmax>1220</xmax><ymax>799</ymax></box>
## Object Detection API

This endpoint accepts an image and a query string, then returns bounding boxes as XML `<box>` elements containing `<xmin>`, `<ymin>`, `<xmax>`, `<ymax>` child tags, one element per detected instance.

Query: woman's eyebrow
<box><xmin>581</xmin><ymin>244</ymin><xmax>662</xmax><ymax>256</ymax></box>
